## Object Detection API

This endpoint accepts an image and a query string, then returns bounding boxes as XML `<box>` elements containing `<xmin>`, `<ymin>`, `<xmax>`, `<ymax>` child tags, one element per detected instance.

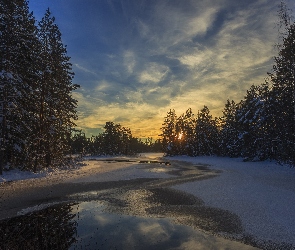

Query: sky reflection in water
<box><xmin>70</xmin><ymin>200</ymin><xmax>254</xmax><ymax>250</ymax></box>
<box><xmin>72</xmin><ymin>200</ymin><xmax>200</xmax><ymax>249</ymax></box>
<box><xmin>0</xmin><ymin>199</ymin><xmax>256</xmax><ymax>249</ymax></box>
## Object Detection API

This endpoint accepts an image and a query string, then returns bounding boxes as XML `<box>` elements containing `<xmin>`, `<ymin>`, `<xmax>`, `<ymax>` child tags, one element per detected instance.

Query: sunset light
<box><xmin>28</xmin><ymin>0</ymin><xmax>295</xmax><ymax>139</ymax></box>
<box><xmin>178</xmin><ymin>132</ymin><xmax>183</xmax><ymax>140</ymax></box>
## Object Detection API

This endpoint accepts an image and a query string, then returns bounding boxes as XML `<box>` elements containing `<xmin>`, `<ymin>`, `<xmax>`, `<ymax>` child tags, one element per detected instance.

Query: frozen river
<box><xmin>0</xmin><ymin>154</ymin><xmax>294</xmax><ymax>249</ymax></box>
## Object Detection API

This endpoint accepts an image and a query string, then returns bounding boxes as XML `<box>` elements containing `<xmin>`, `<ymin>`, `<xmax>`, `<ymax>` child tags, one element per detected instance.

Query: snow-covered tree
<box><xmin>0</xmin><ymin>3</ymin><xmax>79</xmax><ymax>173</ymax></box>
<box><xmin>268</xmin><ymin>3</ymin><xmax>295</xmax><ymax>164</ymax></box>
<box><xmin>194</xmin><ymin>106</ymin><xmax>218</xmax><ymax>156</ymax></box>
<box><xmin>102</xmin><ymin>122</ymin><xmax>132</xmax><ymax>155</ymax></box>
<box><xmin>0</xmin><ymin>0</ymin><xmax>40</xmax><ymax>172</ymax></box>
<box><xmin>235</xmin><ymin>85</ymin><xmax>271</xmax><ymax>160</ymax></box>
<box><xmin>32</xmin><ymin>9</ymin><xmax>79</xmax><ymax>170</ymax></box>
<box><xmin>219</xmin><ymin>100</ymin><xmax>240</xmax><ymax>157</ymax></box>
<box><xmin>160</xmin><ymin>109</ymin><xmax>179</xmax><ymax>156</ymax></box>
<box><xmin>176</xmin><ymin>108</ymin><xmax>196</xmax><ymax>156</ymax></box>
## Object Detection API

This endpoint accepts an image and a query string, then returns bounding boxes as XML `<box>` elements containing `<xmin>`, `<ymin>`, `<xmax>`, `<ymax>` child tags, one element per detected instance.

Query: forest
<box><xmin>69</xmin><ymin>122</ymin><xmax>162</xmax><ymax>157</ymax></box>
<box><xmin>1</xmin><ymin>0</ymin><xmax>295</xmax><ymax>175</ymax></box>
<box><xmin>160</xmin><ymin>5</ymin><xmax>295</xmax><ymax>165</ymax></box>
<box><xmin>0</xmin><ymin>1</ymin><xmax>161</xmax><ymax>174</ymax></box>
<box><xmin>0</xmin><ymin>1</ymin><xmax>80</xmax><ymax>174</ymax></box>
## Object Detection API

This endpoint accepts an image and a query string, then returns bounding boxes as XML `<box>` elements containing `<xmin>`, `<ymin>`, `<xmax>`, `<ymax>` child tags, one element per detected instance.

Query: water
<box><xmin>0</xmin><ymin>199</ymin><xmax>258</xmax><ymax>249</ymax></box>
<box><xmin>71</xmin><ymin>200</ymin><xmax>209</xmax><ymax>249</ymax></box>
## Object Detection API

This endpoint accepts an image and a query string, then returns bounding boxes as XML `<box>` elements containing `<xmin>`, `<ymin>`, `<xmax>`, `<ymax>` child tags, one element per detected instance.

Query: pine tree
<box><xmin>176</xmin><ymin>108</ymin><xmax>196</xmax><ymax>155</ymax></box>
<box><xmin>103</xmin><ymin>122</ymin><xmax>120</xmax><ymax>155</ymax></box>
<box><xmin>268</xmin><ymin>3</ymin><xmax>295</xmax><ymax>164</ymax></box>
<box><xmin>160</xmin><ymin>109</ymin><xmax>178</xmax><ymax>156</ymax></box>
<box><xmin>0</xmin><ymin>0</ymin><xmax>40</xmax><ymax>173</ymax></box>
<box><xmin>28</xmin><ymin>9</ymin><xmax>79</xmax><ymax>171</ymax></box>
<box><xmin>235</xmin><ymin>85</ymin><xmax>270</xmax><ymax>160</ymax></box>
<box><xmin>121</xmin><ymin>126</ymin><xmax>132</xmax><ymax>155</ymax></box>
<box><xmin>219</xmin><ymin>100</ymin><xmax>240</xmax><ymax>157</ymax></box>
<box><xmin>256</xmin><ymin>82</ymin><xmax>274</xmax><ymax>160</ymax></box>
<box><xmin>102</xmin><ymin>122</ymin><xmax>132</xmax><ymax>155</ymax></box>
<box><xmin>0</xmin><ymin>3</ymin><xmax>78</xmax><ymax>173</ymax></box>
<box><xmin>194</xmin><ymin>106</ymin><xmax>218</xmax><ymax>156</ymax></box>
<box><xmin>69</xmin><ymin>129</ymin><xmax>88</xmax><ymax>155</ymax></box>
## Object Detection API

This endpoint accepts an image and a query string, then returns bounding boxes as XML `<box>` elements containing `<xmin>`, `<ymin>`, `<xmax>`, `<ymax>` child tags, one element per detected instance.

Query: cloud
<box><xmin>138</xmin><ymin>63</ymin><xmax>169</xmax><ymax>83</ymax></box>
<box><xmin>132</xmin><ymin>1</ymin><xmax>221</xmax><ymax>54</ymax></box>
<box><xmin>164</xmin><ymin>1</ymin><xmax>278</xmax><ymax>111</ymax></box>
<box><xmin>74</xmin><ymin>64</ymin><xmax>97</xmax><ymax>75</ymax></box>
<box><xmin>73</xmin><ymin>89</ymin><xmax>167</xmax><ymax>138</ymax></box>
<box><xmin>123</xmin><ymin>50</ymin><xmax>136</xmax><ymax>74</ymax></box>
<box><xmin>43</xmin><ymin>0</ymin><xmax>283</xmax><ymax>138</ymax></box>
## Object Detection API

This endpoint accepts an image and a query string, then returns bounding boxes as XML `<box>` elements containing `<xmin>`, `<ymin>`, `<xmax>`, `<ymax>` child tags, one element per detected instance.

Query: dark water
<box><xmin>71</xmin><ymin>201</ymin><xmax>205</xmax><ymax>249</ymax></box>
<box><xmin>0</xmin><ymin>200</ymin><xmax>257</xmax><ymax>250</ymax></box>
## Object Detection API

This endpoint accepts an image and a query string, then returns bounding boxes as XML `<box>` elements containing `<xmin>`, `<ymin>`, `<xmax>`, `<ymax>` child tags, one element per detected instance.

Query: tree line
<box><xmin>160</xmin><ymin>4</ymin><xmax>295</xmax><ymax>165</ymax></box>
<box><xmin>0</xmin><ymin>1</ymin><xmax>79</xmax><ymax>173</ymax></box>
<box><xmin>69</xmin><ymin>122</ymin><xmax>162</xmax><ymax>157</ymax></box>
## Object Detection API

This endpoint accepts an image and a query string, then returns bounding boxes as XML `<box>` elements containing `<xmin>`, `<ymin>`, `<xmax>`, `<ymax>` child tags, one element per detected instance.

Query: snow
<box><xmin>62</xmin><ymin>156</ymin><xmax>173</xmax><ymax>184</ymax></box>
<box><xmin>0</xmin><ymin>153</ymin><xmax>170</xmax><ymax>184</ymax></box>
<box><xmin>1</xmin><ymin>153</ymin><xmax>295</xmax><ymax>246</ymax></box>
<box><xmin>0</xmin><ymin>169</ymin><xmax>48</xmax><ymax>183</ymax></box>
<box><xmin>167</xmin><ymin>156</ymin><xmax>295</xmax><ymax>246</ymax></box>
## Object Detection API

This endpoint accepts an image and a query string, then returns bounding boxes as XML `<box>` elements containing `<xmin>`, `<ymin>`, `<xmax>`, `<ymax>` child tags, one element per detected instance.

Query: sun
<box><xmin>178</xmin><ymin>132</ymin><xmax>183</xmax><ymax>140</ymax></box>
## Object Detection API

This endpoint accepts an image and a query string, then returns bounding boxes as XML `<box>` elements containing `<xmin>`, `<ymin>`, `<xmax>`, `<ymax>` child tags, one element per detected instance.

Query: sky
<box><xmin>28</xmin><ymin>0</ymin><xmax>295</xmax><ymax>139</ymax></box>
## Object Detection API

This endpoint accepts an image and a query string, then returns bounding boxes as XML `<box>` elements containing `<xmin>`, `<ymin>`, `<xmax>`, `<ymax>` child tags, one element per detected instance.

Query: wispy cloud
<box><xmin>37</xmin><ymin>0</ymin><xmax>286</xmax><ymax>138</ymax></box>
<box><xmin>74</xmin><ymin>64</ymin><xmax>98</xmax><ymax>76</ymax></box>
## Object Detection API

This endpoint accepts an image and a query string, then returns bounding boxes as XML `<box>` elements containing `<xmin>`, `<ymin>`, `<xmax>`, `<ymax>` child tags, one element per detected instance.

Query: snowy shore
<box><xmin>167</xmin><ymin>156</ymin><xmax>295</xmax><ymax>246</ymax></box>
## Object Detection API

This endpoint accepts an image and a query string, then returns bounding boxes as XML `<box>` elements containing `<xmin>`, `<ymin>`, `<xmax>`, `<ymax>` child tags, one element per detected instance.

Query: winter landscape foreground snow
<box><xmin>0</xmin><ymin>153</ymin><xmax>295</xmax><ymax>249</ymax></box>
<box><xmin>168</xmin><ymin>156</ymin><xmax>295</xmax><ymax>247</ymax></box>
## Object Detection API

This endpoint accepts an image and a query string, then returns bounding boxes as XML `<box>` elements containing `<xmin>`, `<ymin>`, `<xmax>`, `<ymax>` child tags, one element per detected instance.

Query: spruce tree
<box><xmin>176</xmin><ymin>108</ymin><xmax>196</xmax><ymax>155</ymax></box>
<box><xmin>219</xmin><ymin>100</ymin><xmax>240</xmax><ymax>157</ymax></box>
<box><xmin>32</xmin><ymin>9</ymin><xmax>79</xmax><ymax>170</ymax></box>
<box><xmin>268</xmin><ymin>4</ymin><xmax>295</xmax><ymax>164</ymax></box>
<box><xmin>194</xmin><ymin>106</ymin><xmax>218</xmax><ymax>156</ymax></box>
<box><xmin>235</xmin><ymin>85</ymin><xmax>268</xmax><ymax>160</ymax></box>
<box><xmin>160</xmin><ymin>109</ymin><xmax>178</xmax><ymax>156</ymax></box>
<box><xmin>0</xmin><ymin>0</ymin><xmax>40</xmax><ymax>172</ymax></box>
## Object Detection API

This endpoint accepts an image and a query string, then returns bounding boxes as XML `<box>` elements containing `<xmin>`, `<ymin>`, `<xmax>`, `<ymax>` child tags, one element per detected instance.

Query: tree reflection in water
<box><xmin>0</xmin><ymin>200</ymin><xmax>262</xmax><ymax>249</ymax></box>
<box><xmin>0</xmin><ymin>203</ymin><xmax>77</xmax><ymax>249</ymax></box>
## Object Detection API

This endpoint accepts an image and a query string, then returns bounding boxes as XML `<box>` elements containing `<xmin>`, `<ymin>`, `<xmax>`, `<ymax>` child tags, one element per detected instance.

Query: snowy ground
<box><xmin>167</xmin><ymin>156</ymin><xmax>295</xmax><ymax>246</ymax></box>
<box><xmin>0</xmin><ymin>153</ymin><xmax>168</xmax><ymax>184</ymax></box>
<box><xmin>1</xmin><ymin>153</ymin><xmax>295</xmax><ymax>247</ymax></box>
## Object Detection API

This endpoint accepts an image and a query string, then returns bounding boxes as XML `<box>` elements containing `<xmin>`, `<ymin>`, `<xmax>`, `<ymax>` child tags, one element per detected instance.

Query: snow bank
<box><xmin>167</xmin><ymin>156</ymin><xmax>295</xmax><ymax>246</ymax></box>
<box><xmin>0</xmin><ymin>169</ymin><xmax>48</xmax><ymax>183</ymax></box>
<box><xmin>0</xmin><ymin>153</ymin><xmax>166</xmax><ymax>184</ymax></box>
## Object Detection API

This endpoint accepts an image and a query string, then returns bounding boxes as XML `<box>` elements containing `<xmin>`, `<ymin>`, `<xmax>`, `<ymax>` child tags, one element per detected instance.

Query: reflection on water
<box><xmin>0</xmin><ymin>202</ymin><xmax>77</xmax><ymax>249</ymax></box>
<box><xmin>70</xmin><ymin>201</ymin><xmax>258</xmax><ymax>250</ymax></box>
<box><xmin>71</xmin><ymin>200</ymin><xmax>208</xmax><ymax>249</ymax></box>
<box><xmin>0</xmin><ymin>200</ymin><xmax>258</xmax><ymax>250</ymax></box>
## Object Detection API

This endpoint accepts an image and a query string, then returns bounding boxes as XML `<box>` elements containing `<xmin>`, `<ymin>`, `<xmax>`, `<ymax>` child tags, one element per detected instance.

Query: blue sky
<box><xmin>28</xmin><ymin>0</ymin><xmax>294</xmax><ymax>139</ymax></box>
